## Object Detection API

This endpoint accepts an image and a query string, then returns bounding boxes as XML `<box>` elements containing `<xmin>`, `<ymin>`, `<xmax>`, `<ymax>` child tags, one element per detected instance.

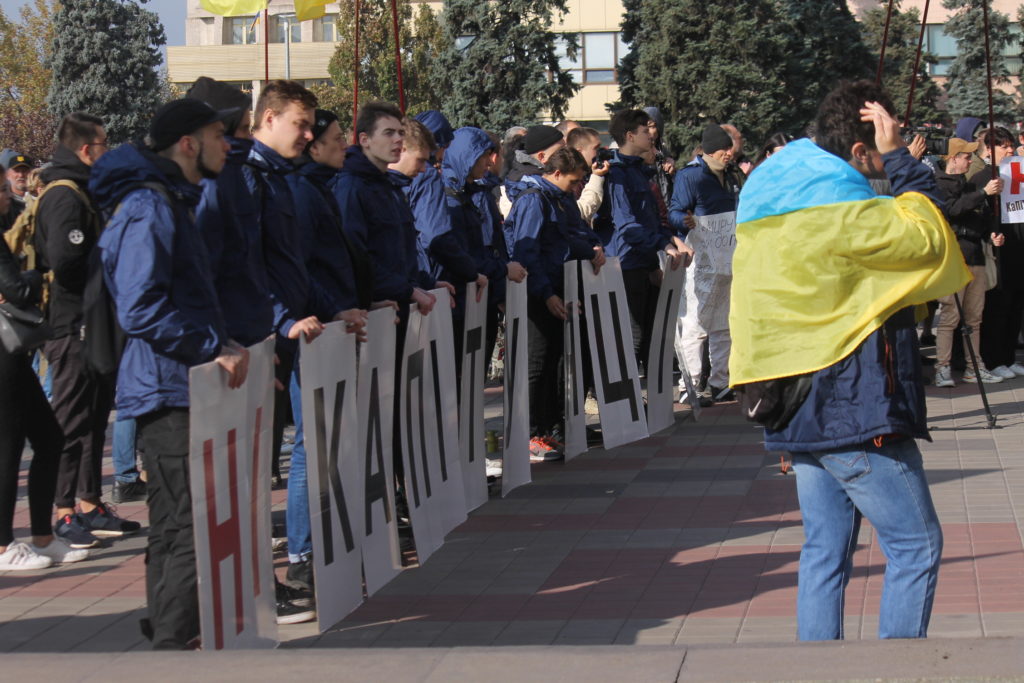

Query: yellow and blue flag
<box><xmin>200</xmin><ymin>0</ymin><xmax>267</xmax><ymax>17</ymax></box>
<box><xmin>729</xmin><ymin>138</ymin><xmax>970</xmax><ymax>386</ymax></box>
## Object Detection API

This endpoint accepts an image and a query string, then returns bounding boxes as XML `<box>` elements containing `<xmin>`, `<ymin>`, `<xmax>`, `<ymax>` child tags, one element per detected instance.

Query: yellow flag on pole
<box><xmin>294</xmin><ymin>0</ymin><xmax>331</xmax><ymax>21</ymax></box>
<box><xmin>200</xmin><ymin>0</ymin><xmax>267</xmax><ymax>16</ymax></box>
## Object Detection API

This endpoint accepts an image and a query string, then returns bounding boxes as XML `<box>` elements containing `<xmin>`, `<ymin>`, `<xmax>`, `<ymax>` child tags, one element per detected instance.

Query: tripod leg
<box><xmin>952</xmin><ymin>292</ymin><xmax>997</xmax><ymax>428</ymax></box>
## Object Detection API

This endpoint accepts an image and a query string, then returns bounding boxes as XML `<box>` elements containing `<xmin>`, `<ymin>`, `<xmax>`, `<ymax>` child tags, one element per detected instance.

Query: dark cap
<box><xmin>0</xmin><ymin>149</ymin><xmax>33</xmax><ymax>169</ymax></box>
<box><xmin>701</xmin><ymin>124</ymin><xmax>733</xmax><ymax>155</ymax></box>
<box><xmin>148</xmin><ymin>99</ymin><xmax>239</xmax><ymax>152</ymax></box>
<box><xmin>311</xmin><ymin>109</ymin><xmax>339</xmax><ymax>143</ymax></box>
<box><xmin>522</xmin><ymin>125</ymin><xmax>562</xmax><ymax>155</ymax></box>
<box><xmin>185</xmin><ymin>76</ymin><xmax>251</xmax><ymax>135</ymax></box>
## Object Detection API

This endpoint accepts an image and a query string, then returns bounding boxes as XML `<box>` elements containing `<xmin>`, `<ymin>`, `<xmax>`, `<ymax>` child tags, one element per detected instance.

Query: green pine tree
<box><xmin>942</xmin><ymin>0</ymin><xmax>1016</xmax><ymax>121</ymax></box>
<box><xmin>0</xmin><ymin>0</ymin><xmax>57</xmax><ymax>161</ymax></box>
<box><xmin>776</xmin><ymin>0</ymin><xmax>873</xmax><ymax>133</ymax></box>
<box><xmin>46</xmin><ymin>0</ymin><xmax>165</xmax><ymax>144</ymax></box>
<box><xmin>433</xmin><ymin>0</ymin><xmax>579</xmax><ymax>130</ymax></box>
<box><xmin>321</xmin><ymin>0</ymin><xmax>449</xmax><ymax>131</ymax></box>
<box><xmin>615</xmin><ymin>0</ymin><xmax>791</xmax><ymax>155</ymax></box>
<box><xmin>860</xmin><ymin>1</ymin><xmax>946</xmax><ymax>125</ymax></box>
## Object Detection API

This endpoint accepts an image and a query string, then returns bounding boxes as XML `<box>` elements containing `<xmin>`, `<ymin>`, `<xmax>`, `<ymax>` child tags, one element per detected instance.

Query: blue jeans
<box><xmin>112</xmin><ymin>417</ymin><xmax>140</xmax><ymax>484</ymax></box>
<box><xmin>32</xmin><ymin>351</ymin><xmax>52</xmax><ymax>401</ymax></box>
<box><xmin>286</xmin><ymin>366</ymin><xmax>312</xmax><ymax>563</ymax></box>
<box><xmin>792</xmin><ymin>438</ymin><xmax>942</xmax><ymax>640</ymax></box>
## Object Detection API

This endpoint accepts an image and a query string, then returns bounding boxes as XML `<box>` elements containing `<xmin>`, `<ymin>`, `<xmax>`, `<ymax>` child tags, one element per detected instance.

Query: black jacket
<box><xmin>970</xmin><ymin>165</ymin><xmax>1024</xmax><ymax>289</ymax></box>
<box><xmin>0</xmin><ymin>237</ymin><xmax>41</xmax><ymax>308</ymax></box>
<box><xmin>33</xmin><ymin>146</ymin><xmax>100</xmax><ymax>338</ymax></box>
<box><xmin>935</xmin><ymin>169</ymin><xmax>989</xmax><ymax>266</ymax></box>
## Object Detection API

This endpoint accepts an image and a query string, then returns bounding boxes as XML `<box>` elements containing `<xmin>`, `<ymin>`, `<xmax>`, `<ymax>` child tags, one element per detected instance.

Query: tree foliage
<box><xmin>942</xmin><ymin>0</ymin><xmax>1016</xmax><ymax>121</ymax></box>
<box><xmin>615</xmin><ymin>0</ymin><xmax>792</xmax><ymax>155</ymax></box>
<box><xmin>776</xmin><ymin>0</ymin><xmax>873</xmax><ymax>132</ymax></box>
<box><xmin>47</xmin><ymin>0</ymin><xmax>166</xmax><ymax>144</ymax></box>
<box><xmin>323</xmin><ymin>0</ymin><xmax>449</xmax><ymax>131</ymax></box>
<box><xmin>0</xmin><ymin>0</ymin><xmax>57</xmax><ymax>160</ymax></box>
<box><xmin>433</xmin><ymin>0</ymin><xmax>580</xmax><ymax>130</ymax></box>
<box><xmin>860</xmin><ymin>1</ymin><xmax>946</xmax><ymax>125</ymax></box>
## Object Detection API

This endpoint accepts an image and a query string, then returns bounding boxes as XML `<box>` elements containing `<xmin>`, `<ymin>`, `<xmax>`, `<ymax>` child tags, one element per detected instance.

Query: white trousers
<box><xmin>675</xmin><ymin>270</ymin><xmax>732</xmax><ymax>390</ymax></box>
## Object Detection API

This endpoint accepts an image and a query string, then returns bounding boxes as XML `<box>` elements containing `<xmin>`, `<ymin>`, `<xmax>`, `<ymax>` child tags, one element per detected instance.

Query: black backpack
<box><xmin>82</xmin><ymin>182</ymin><xmax>171</xmax><ymax>378</ymax></box>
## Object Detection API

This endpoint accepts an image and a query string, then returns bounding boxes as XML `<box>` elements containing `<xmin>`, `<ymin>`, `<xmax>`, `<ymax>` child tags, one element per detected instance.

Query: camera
<box><xmin>901</xmin><ymin>127</ymin><xmax>951</xmax><ymax>156</ymax></box>
<box><xmin>596</xmin><ymin>147</ymin><xmax>615</xmax><ymax>163</ymax></box>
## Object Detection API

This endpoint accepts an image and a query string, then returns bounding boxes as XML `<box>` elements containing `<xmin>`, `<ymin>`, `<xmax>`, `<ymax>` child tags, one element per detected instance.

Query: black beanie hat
<box><xmin>186</xmin><ymin>76</ymin><xmax>251</xmax><ymax>136</ymax></box>
<box><xmin>701</xmin><ymin>124</ymin><xmax>733</xmax><ymax>155</ymax></box>
<box><xmin>148</xmin><ymin>99</ymin><xmax>238</xmax><ymax>152</ymax></box>
<box><xmin>304</xmin><ymin>109</ymin><xmax>340</xmax><ymax>155</ymax></box>
<box><xmin>522</xmin><ymin>125</ymin><xmax>563</xmax><ymax>155</ymax></box>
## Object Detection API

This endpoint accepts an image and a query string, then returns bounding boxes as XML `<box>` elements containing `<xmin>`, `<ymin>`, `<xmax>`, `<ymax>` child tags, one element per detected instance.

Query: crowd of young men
<box><xmin>6</xmin><ymin>73</ymin><xmax>1021</xmax><ymax>648</ymax></box>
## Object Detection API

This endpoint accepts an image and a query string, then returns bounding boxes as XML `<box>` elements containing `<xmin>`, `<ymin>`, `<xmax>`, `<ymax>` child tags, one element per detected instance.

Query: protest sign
<box><xmin>502</xmin><ymin>278</ymin><xmax>531</xmax><ymax>495</ymax></box>
<box><xmin>300</xmin><ymin>322</ymin><xmax>363</xmax><ymax>631</ymax></box>
<box><xmin>581</xmin><ymin>257</ymin><xmax>648</xmax><ymax>449</ymax></box>
<box><xmin>460</xmin><ymin>281</ymin><xmax>489</xmax><ymax>511</ymax></box>
<box><xmin>1000</xmin><ymin>156</ymin><xmax>1024</xmax><ymax>223</ymax></box>
<box><xmin>563</xmin><ymin>261</ymin><xmax>587</xmax><ymax>460</ymax></box>
<box><xmin>647</xmin><ymin>253</ymin><xmax>685</xmax><ymax>435</ymax></box>
<box><xmin>189</xmin><ymin>337</ymin><xmax>277</xmax><ymax>650</ymax></box>
<box><xmin>683</xmin><ymin>211</ymin><xmax>736</xmax><ymax>332</ymax></box>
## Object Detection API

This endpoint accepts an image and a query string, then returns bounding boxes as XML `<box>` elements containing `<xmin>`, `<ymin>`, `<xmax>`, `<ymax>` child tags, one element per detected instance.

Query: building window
<box><xmin>556</xmin><ymin>31</ymin><xmax>631</xmax><ymax>84</ymax></box>
<box><xmin>226</xmin><ymin>16</ymin><xmax>257</xmax><ymax>45</ymax></box>
<box><xmin>274</xmin><ymin>15</ymin><xmax>301</xmax><ymax>43</ymax></box>
<box><xmin>316</xmin><ymin>15</ymin><xmax>336</xmax><ymax>42</ymax></box>
<box><xmin>924</xmin><ymin>24</ymin><xmax>957</xmax><ymax>76</ymax></box>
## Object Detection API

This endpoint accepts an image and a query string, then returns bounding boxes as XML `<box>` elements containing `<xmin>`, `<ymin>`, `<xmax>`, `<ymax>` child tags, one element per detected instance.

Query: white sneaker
<box><xmin>963</xmin><ymin>367</ymin><xmax>1003</xmax><ymax>384</ymax></box>
<box><xmin>485</xmin><ymin>458</ymin><xmax>502</xmax><ymax>478</ymax></box>
<box><xmin>934</xmin><ymin>365</ymin><xmax>954</xmax><ymax>388</ymax></box>
<box><xmin>0</xmin><ymin>542</ymin><xmax>53</xmax><ymax>571</ymax></box>
<box><xmin>991</xmin><ymin>365</ymin><xmax>1016</xmax><ymax>379</ymax></box>
<box><xmin>1008</xmin><ymin>363</ymin><xmax>1024</xmax><ymax>377</ymax></box>
<box><xmin>30</xmin><ymin>538</ymin><xmax>89</xmax><ymax>564</ymax></box>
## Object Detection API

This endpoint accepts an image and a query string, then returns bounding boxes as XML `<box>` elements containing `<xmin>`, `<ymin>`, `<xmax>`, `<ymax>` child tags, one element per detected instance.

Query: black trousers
<box><xmin>137</xmin><ymin>408</ymin><xmax>198</xmax><ymax>650</ymax></box>
<box><xmin>270</xmin><ymin>343</ymin><xmax>296</xmax><ymax>479</ymax></box>
<box><xmin>527</xmin><ymin>297</ymin><xmax>564</xmax><ymax>437</ymax></box>
<box><xmin>44</xmin><ymin>335</ymin><xmax>113</xmax><ymax>508</ymax></box>
<box><xmin>981</xmin><ymin>287</ymin><xmax>1024</xmax><ymax>370</ymax></box>
<box><xmin>0</xmin><ymin>350</ymin><xmax>63</xmax><ymax>545</ymax></box>
<box><xmin>621</xmin><ymin>268</ymin><xmax>658</xmax><ymax>372</ymax></box>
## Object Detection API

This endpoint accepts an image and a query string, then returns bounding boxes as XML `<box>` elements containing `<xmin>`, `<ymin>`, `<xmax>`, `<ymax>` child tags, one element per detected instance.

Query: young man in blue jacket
<box><xmin>247</xmin><ymin>81</ymin><xmax>361</xmax><ymax>597</ymax></box>
<box><xmin>600</xmin><ymin>109</ymin><xmax>689</xmax><ymax>366</ymax></box>
<box><xmin>504</xmin><ymin>147</ymin><xmax>604</xmax><ymax>460</ymax></box>
<box><xmin>733</xmin><ymin>81</ymin><xmax>959</xmax><ymax>641</ymax></box>
<box><xmin>92</xmin><ymin>99</ymin><xmax>249</xmax><ymax>649</ymax></box>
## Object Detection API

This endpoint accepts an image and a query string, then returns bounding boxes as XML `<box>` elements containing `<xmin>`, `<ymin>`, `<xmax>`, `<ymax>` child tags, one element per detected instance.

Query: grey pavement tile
<box><xmin>431</xmin><ymin>621</ymin><xmax>508</xmax><ymax>646</ymax></box>
<box><xmin>492</xmin><ymin>619</ymin><xmax>565</xmax><ymax>645</ymax></box>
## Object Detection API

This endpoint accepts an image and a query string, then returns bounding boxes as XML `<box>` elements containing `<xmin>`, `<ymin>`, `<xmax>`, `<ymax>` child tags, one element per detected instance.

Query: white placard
<box><xmin>189</xmin><ymin>336</ymin><xmax>277</xmax><ymax>650</ymax></box>
<box><xmin>563</xmin><ymin>261</ymin><xmax>587</xmax><ymax>460</ymax></box>
<box><xmin>358</xmin><ymin>309</ymin><xmax>401</xmax><ymax>596</ymax></box>
<box><xmin>1000</xmin><ymin>156</ymin><xmax>1024</xmax><ymax>223</ymax></box>
<box><xmin>502</xmin><ymin>278</ymin><xmax>531</xmax><ymax>495</ymax></box>
<box><xmin>581</xmin><ymin>256</ymin><xmax>649</xmax><ymax>449</ymax></box>
<box><xmin>460</xmin><ymin>282</ymin><xmax>489</xmax><ymax>511</ymax></box>
<box><xmin>399</xmin><ymin>288</ymin><xmax>467</xmax><ymax>564</ymax></box>
<box><xmin>300</xmin><ymin>321</ymin><xmax>363</xmax><ymax>631</ymax></box>
<box><xmin>647</xmin><ymin>253</ymin><xmax>685</xmax><ymax>435</ymax></box>
<box><xmin>684</xmin><ymin>212</ymin><xmax>735</xmax><ymax>333</ymax></box>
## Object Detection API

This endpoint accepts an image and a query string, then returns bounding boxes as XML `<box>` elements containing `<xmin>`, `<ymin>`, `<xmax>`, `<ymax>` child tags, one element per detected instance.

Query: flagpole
<box><xmin>390</xmin><ymin>0</ymin><xmax>405</xmax><ymax>113</ymax></box>
<box><xmin>353</xmin><ymin>0</ymin><xmax>361</xmax><ymax>143</ymax></box>
<box><xmin>264</xmin><ymin>6</ymin><xmax>269</xmax><ymax>82</ymax></box>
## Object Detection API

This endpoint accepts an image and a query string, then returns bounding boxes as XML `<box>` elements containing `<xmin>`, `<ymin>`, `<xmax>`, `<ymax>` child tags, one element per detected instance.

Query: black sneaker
<box><xmin>81</xmin><ymin>502</ymin><xmax>142</xmax><ymax>537</ymax></box>
<box><xmin>275</xmin><ymin>580</ymin><xmax>316</xmax><ymax>625</ymax></box>
<box><xmin>710</xmin><ymin>386</ymin><xmax>735</xmax><ymax>403</ymax></box>
<box><xmin>55</xmin><ymin>513</ymin><xmax>100</xmax><ymax>549</ymax></box>
<box><xmin>285</xmin><ymin>557</ymin><xmax>314</xmax><ymax>592</ymax></box>
<box><xmin>112</xmin><ymin>480</ymin><xmax>147</xmax><ymax>504</ymax></box>
<box><xmin>276</xmin><ymin>579</ymin><xmax>314</xmax><ymax>608</ymax></box>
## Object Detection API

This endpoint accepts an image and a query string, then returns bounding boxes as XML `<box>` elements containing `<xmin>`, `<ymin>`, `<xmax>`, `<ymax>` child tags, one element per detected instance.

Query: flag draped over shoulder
<box><xmin>200</xmin><ymin>0</ymin><xmax>267</xmax><ymax>16</ymax></box>
<box><xmin>729</xmin><ymin>138</ymin><xmax>970</xmax><ymax>386</ymax></box>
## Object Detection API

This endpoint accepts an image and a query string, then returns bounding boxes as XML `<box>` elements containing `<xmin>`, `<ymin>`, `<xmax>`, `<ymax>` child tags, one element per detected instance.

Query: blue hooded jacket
<box><xmin>471</xmin><ymin>171</ymin><xmax>509</xmax><ymax>304</ymax></box>
<box><xmin>288</xmin><ymin>160</ymin><xmax>366</xmax><ymax>311</ymax></box>
<box><xmin>196</xmin><ymin>136</ymin><xmax>275</xmax><ymax>346</ymax></box>
<box><xmin>954</xmin><ymin>116</ymin><xmax>984</xmax><ymax>141</ymax></box>
<box><xmin>441</xmin><ymin>127</ymin><xmax>508</xmax><ymax>309</ymax></box>
<box><xmin>244</xmin><ymin>140</ymin><xmax>340</xmax><ymax>341</ymax></box>
<box><xmin>332</xmin><ymin>145</ymin><xmax>422</xmax><ymax>304</ymax></box>
<box><xmin>414</xmin><ymin>110</ymin><xmax>454</xmax><ymax>149</ymax></box>
<box><xmin>91</xmin><ymin>144</ymin><xmax>226</xmax><ymax>419</ymax></box>
<box><xmin>669</xmin><ymin>155</ymin><xmax>741</xmax><ymax>233</ymax></box>
<box><xmin>504</xmin><ymin>174</ymin><xmax>600</xmax><ymax>301</ymax></box>
<box><xmin>600</xmin><ymin>150</ymin><xmax>672</xmax><ymax>270</ymax></box>
<box><xmin>750</xmin><ymin>143</ymin><xmax>944</xmax><ymax>451</ymax></box>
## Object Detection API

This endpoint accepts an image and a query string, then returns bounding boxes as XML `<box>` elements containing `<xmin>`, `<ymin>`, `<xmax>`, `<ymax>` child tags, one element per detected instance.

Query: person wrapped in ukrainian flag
<box><xmin>729</xmin><ymin>81</ymin><xmax>970</xmax><ymax>642</ymax></box>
